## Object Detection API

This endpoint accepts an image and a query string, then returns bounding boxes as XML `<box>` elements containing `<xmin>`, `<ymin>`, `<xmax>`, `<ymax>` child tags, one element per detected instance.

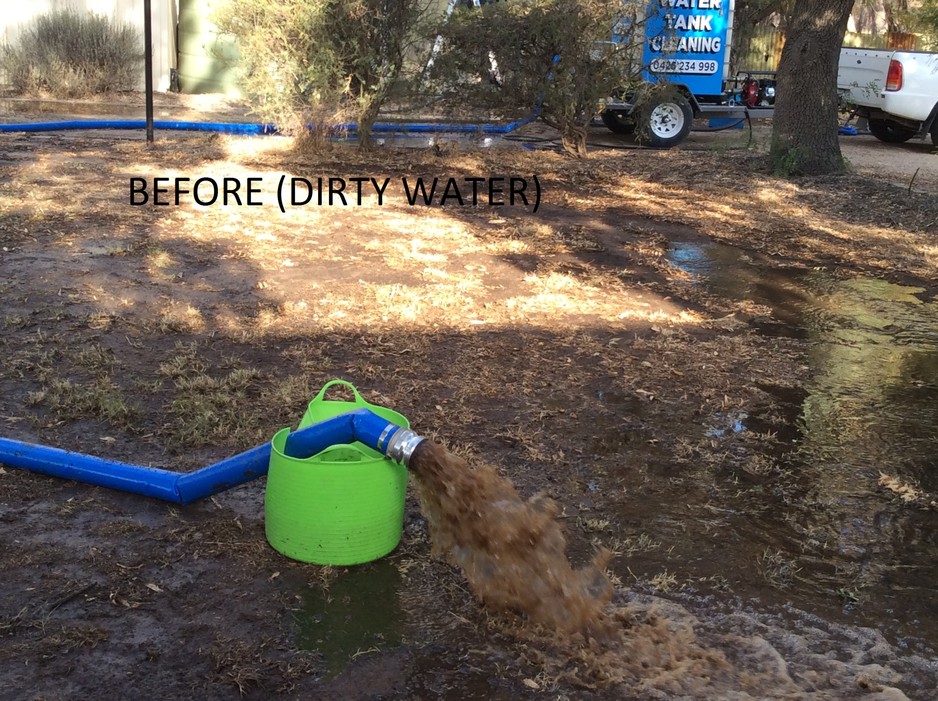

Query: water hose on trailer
<box><xmin>0</xmin><ymin>410</ymin><xmax>424</xmax><ymax>504</ymax></box>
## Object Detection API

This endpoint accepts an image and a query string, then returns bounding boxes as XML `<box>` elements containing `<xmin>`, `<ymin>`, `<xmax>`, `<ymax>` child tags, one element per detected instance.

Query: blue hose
<box><xmin>370</xmin><ymin>111</ymin><xmax>539</xmax><ymax>135</ymax></box>
<box><xmin>0</xmin><ymin>119</ymin><xmax>280</xmax><ymax>134</ymax></box>
<box><xmin>0</xmin><ymin>409</ymin><xmax>412</xmax><ymax>504</ymax></box>
<box><xmin>0</xmin><ymin>112</ymin><xmax>538</xmax><ymax>136</ymax></box>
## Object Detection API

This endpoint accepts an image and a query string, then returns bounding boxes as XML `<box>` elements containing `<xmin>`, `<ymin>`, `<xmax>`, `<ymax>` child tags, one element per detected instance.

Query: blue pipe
<box><xmin>0</xmin><ymin>409</ymin><xmax>418</xmax><ymax>505</ymax></box>
<box><xmin>0</xmin><ymin>119</ymin><xmax>280</xmax><ymax>134</ymax></box>
<box><xmin>0</xmin><ymin>112</ymin><xmax>538</xmax><ymax>136</ymax></box>
<box><xmin>368</xmin><ymin>110</ymin><xmax>540</xmax><ymax>135</ymax></box>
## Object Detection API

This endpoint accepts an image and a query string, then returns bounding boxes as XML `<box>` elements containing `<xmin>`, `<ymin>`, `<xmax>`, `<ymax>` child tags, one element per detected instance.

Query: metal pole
<box><xmin>143</xmin><ymin>0</ymin><xmax>154</xmax><ymax>143</ymax></box>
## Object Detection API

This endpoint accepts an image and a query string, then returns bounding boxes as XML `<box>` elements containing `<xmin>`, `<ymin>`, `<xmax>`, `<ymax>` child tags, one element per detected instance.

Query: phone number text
<box><xmin>649</xmin><ymin>58</ymin><xmax>719</xmax><ymax>75</ymax></box>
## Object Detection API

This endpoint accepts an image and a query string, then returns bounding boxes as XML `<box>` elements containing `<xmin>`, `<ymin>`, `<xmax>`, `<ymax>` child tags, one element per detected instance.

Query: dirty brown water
<box><xmin>407</xmin><ymin>439</ymin><xmax>938</xmax><ymax>698</ymax></box>
<box><xmin>409</xmin><ymin>441</ymin><xmax>615</xmax><ymax>635</ymax></box>
<box><xmin>290</xmin><ymin>241</ymin><xmax>938</xmax><ymax>697</ymax></box>
<box><xmin>295</xmin><ymin>437</ymin><xmax>938</xmax><ymax>697</ymax></box>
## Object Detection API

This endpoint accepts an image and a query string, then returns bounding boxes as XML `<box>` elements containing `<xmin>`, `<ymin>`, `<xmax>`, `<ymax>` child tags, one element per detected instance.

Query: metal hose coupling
<box><xmin>384</xmin><ymin>428</ymin><xmax>425</xmax><ymax>468</ymax></box>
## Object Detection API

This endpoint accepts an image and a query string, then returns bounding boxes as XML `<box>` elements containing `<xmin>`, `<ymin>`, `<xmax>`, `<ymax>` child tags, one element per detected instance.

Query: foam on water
<box><xmin>409</xmin><ymin>440</ymin><xmax>933</xmax><ymax>698</ymax></box>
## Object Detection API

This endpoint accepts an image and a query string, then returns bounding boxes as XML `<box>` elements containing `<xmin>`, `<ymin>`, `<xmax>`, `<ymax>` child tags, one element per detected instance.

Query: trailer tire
<box><xmin>637</xmin><ymin>95</ymin><xmax>694</xmax><ymax>148</ymax></box>
<box><xmin>931</xmin><ymin>120</ymin><xmax>938</xmax><ymax>147</ymax></box>
<box><xmin>601</xmin><ymin>109</ymin><xmax>636</xmax><ymax>135</ymax></box>
<box><xmin>868</xmin><ymin>118</ymin><xmax>917</xmax><ymax>143</ymax></box>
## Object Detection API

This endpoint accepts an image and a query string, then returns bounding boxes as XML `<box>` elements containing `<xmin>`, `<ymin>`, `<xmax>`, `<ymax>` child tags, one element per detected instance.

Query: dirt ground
<box><xmin>1</xmin><ymin>100</ymin><xmax>938</xmax><ymax>700</ymax></box>
<box><xmin>839</xmin><ymin>134</ymin><xmax>938</xmax><ymax>193</ymax></box>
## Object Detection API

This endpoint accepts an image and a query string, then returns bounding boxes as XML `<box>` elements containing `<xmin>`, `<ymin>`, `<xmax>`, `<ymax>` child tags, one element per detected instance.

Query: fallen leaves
<box><xmin>878</xmin><ymin>472</ymin><xmax>938</xmax><ymax>510</ymax></box>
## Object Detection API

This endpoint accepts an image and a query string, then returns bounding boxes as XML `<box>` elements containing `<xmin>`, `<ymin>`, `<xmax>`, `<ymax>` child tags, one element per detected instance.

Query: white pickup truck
<box><xmin>837</xmin><ymin>47</ymin><xmax>938</xmax><ymax>146</ymax></box>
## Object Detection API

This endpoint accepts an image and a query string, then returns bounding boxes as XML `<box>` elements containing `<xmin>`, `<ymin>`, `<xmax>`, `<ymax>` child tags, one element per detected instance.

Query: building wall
<box><xmin>0</xmin><ymin>0</ymin><xmax>177</xmax><ymax>92</ymax></box>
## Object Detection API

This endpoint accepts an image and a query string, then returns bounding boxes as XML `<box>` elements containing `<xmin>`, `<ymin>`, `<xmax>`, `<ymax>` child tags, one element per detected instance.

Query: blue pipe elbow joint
<box><xmin>0</xmin><ymin>409</ymin><xmax>423</xmax><ymax>504</ymax></box>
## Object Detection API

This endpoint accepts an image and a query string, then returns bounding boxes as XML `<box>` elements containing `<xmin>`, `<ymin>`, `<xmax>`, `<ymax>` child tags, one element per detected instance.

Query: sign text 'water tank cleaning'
<box><xmin>638</xmin><ymin>0</ymin><xmax>731</xmax><ymax>95</ymax></box>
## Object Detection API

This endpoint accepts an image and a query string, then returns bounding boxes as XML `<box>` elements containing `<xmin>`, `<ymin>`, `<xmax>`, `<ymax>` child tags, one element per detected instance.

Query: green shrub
<box><xmin>215</xmin><ymin>0</ymin><xmax>440</xmax><ymax>149</ymax></box>
<box><xmin>425</xmin><ymin>0</ymin><xmax>647</xmax><ymax>157</ymax></box>
<box><xmin>1</xmin><ymin>8</ymin><xmax>143</xmax><ymax>97</ymax></box>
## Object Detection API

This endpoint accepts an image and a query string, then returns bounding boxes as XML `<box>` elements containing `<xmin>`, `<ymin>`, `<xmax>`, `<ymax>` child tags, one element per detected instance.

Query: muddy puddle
<box><xmin>294</xmin><ymin>559</ymin><xmax>405</xmax><ymax>677</ymax></box>
<box><xmin>663</xmin><ymin>242</ymin><xmax>938</xmax><ymax>637</ymax></box>
<box><xmin>284</xmin><ymin>241</ymin><xmax>938</xmax><ymax>698</ymax></box>
<box><xmin>293</xmin><ymin>433</ymin><xmax>938</xmax><ymax>699</ymax></box>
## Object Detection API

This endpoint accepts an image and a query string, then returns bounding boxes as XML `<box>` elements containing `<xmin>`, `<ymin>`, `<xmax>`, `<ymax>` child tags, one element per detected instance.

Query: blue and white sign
<box><xmin>640</xmin><ymin>0</ymin><xmax>732</xmax><ymax>96</ymax></box>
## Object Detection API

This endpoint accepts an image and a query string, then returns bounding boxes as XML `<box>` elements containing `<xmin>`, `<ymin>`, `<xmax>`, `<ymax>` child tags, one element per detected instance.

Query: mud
<box><xmin>661</xmin><ymin>240</ymin><xmax>938</xmax><ymax>630</ymax></box>
<box><xmin>2</xmin><ymin>105</ymin><xmax>938</xmax><ymax>699</ymax></box>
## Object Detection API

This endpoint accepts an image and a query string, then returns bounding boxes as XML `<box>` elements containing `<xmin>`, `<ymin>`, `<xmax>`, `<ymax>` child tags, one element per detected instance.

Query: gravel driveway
<box><xmin>589</xmin><ymin>119</ymin><xmax>937</xmax><ymax>193</ymax></box>
<box><xmin>839</xmin><ymin>133</ymin><xmax>938</xmax><ymax>194</ymax></box>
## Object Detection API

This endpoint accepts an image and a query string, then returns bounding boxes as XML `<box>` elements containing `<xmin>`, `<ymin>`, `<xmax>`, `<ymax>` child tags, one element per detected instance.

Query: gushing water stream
<box><xmin>404</xmin><ymin>440</ymin><xmax>937</xmax><ymax>697</ymax></box>
<box><xmin>294</xmin><ymin>241</ymin><xmax>938</xmax><ymax>697</ymax></box>
<box><xmin>409</xmin><ymin>440</ymin><xmax>613</xmax><ymax>635</ymax></box>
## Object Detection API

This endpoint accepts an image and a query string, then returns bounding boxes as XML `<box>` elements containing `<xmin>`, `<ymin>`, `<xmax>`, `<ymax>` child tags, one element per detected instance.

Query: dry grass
<box><xmin>879</xmin><ymin>472</ymin><xmax>938</xmax><ymax>510</ymax></box>
<box><xmin>649</xmin><ymin>570</ymin><xmax>679</xmax><ymax>593</ymax></box>
<box><xmin>27</xmin><ymin>376</ymin><xmax>138</xmax><ymax>425</ymax></box>
<box><xmin>2</xmin><ymin>128</ymin><xmax>937</xmax><ymax>698</ymax></box>
<box><xmin>594</xmin><ymin>152</ymin><xmax>938</xmax><ymax>281</ymax></box>
<box><xmin>758</xmin><ymin>548</ymin><xmax>802</xmax><ymax>590</ymax></box>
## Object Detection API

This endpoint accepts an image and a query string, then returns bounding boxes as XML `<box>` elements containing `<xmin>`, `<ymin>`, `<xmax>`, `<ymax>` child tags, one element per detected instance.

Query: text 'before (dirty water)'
<box><xmin>127</xmin><ymin>175</ymin><xmax>542</xmax><ymax>212</ymax></box>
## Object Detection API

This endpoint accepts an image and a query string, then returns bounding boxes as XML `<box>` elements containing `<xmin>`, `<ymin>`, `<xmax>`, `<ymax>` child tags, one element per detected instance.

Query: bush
<box><xmin>425</xmin><ymin>0</ymin><xmax>647</xmax><ymax>157</ymax></box>
<box><xmin>215</xmin><ymin>0</ymin><xmax>439</xmax><ymax>149</ymax></box>
<box><xmin>914</xmin><ymin>0</ymin><xmax>938</xmax><ymax>49</ymax></box>
<box><xmin>0</xmin><ymin>8</ymin><xmax>143</xmax><ymax>97</ymax></box>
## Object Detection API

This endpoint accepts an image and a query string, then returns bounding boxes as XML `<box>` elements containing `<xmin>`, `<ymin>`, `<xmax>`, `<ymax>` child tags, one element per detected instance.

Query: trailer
<box><xmin>601</xmin><ymin>0</ymin><xmax>774</xmax><ymax>147</ymax></box>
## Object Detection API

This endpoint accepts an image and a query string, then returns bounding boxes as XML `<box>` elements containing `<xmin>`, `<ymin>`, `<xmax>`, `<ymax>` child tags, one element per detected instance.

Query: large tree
<box><xmin>770</xmin><ymin>0</ymin><xmax>855</xmax><ymax>175</ymax></box>
<box><xmin>852</xmin><ymin>0</ymin><xmax>912</xmax><ymax>34</ymax></box>
<box><xmin>883</xmin><ymin>0</ymin><xmax>911</xmax><ymax>34</ymax></box>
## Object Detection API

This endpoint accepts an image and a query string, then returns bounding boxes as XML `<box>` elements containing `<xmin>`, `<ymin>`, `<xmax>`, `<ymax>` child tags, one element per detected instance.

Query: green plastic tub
<box><xmin>264</xmin><ymin>381</ymin><xmax>409</xmax><ymax>565</ymax></box>
<box><xmin>298</xmin><ymin>379</ymin><xmax>409</xmax><ymax>438</ymax></box>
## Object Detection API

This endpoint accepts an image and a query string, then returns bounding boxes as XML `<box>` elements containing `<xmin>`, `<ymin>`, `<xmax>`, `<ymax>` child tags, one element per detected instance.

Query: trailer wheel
<box><xmin>601</xmin><ymin>109</ymin><xmax>636</xmax><ymax>135</ymax></box>
<box><xmin>868</xmin><ymin>118</ymin><xmax>917</xmax><ymax>143</ymax></box>
<box><xmin>931</xmin><ymin>120</ymin><xmax>938</xmax><ymax>147</ymax></box>
<box><xmin>637</xmin><ymin>95</ymin><xmax>694</xmax><ymax>148</ymax></box>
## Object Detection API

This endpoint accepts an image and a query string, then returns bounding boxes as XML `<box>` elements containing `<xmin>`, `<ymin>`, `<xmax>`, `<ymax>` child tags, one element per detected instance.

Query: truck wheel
<box><xmin>601</xmin><ymin>109</ymin><xmax>636</xmax><ymax>135</ymax></box>
<box><xmin>637</xmin><ymin>95</ymin><xmax>694</xmax><ymax>148</ymax></box>
<box><xmin>868</xmin><ymin>118</ymin><xmax>917</xmax><ymax>143</ymax></box>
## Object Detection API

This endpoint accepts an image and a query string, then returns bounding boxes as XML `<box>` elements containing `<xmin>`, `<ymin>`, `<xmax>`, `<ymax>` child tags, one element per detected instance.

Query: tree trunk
<box><xmin>769</xmin><ymin>0</ymin><xmax>854</xmax><ymax>175</ymax></box>
<box><xmin>885</xmin><ymin>0</ymin><xmax>909</xmax><ymax>35</ymax></box>
<box><xmin>357</xmin><ymin>92</ymin><xmax>383</xmax><ymax>151</ymax></box>
<box><xmin>561</xmin><ymin>130</ymin><xmax>588</xmax><ymax>158</ymax></box>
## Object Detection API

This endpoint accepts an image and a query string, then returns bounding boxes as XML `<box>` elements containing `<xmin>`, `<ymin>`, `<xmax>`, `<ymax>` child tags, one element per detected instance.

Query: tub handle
<box><xmin>311</xmin><ymin>379</ymin><xmax>367</xmax><ymax>406</ymax></box>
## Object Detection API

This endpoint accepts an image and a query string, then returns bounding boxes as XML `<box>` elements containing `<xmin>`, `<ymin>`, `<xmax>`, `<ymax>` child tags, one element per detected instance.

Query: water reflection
<box><xmin>294</xmin><ymin>559</ymin><xmax>404</xmax><ymax>676</ymax></box>
<box><xmin>668</xmin><ymin>241</ymin><xmax>938</xmax><ymax>634</ymax></box>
